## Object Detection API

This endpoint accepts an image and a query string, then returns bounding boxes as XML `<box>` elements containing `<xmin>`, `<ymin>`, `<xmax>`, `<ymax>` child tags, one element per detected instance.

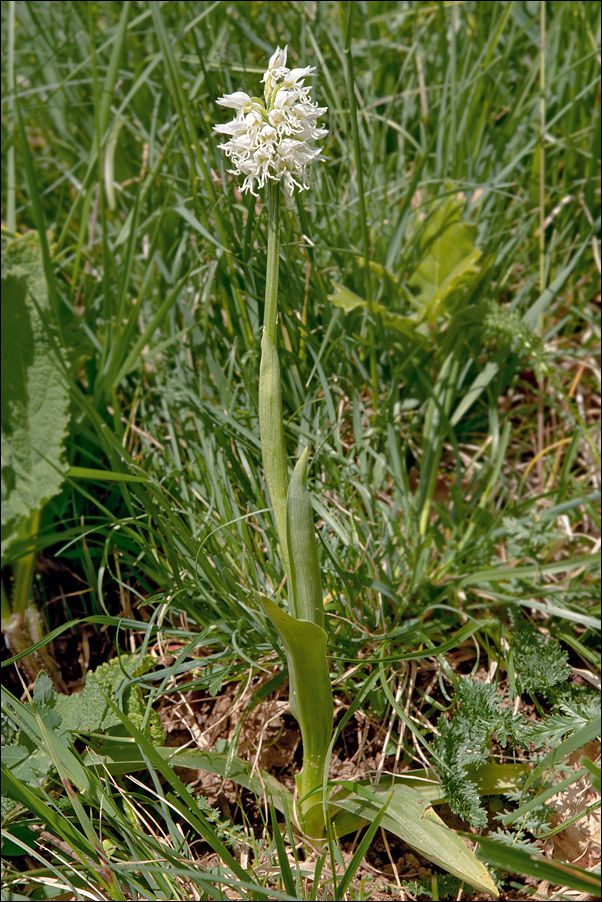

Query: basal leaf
<box><xmin>1</xmin><ymin>232</ymin><xmax>70</xmax><ymax>559</ymax></box>
<box><xmin>260</xmin><ymin>596</ymin><xmax>333</xmax><ymax>834</ymax></box>
<box><xmin>475</xmin><ymin>835</ymin><xmax>600</xmax><ymax>894</ymax></box>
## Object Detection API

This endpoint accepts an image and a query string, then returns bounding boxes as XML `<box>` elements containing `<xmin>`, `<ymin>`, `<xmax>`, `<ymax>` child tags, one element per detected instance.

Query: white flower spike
<box><xmin>214</xmin><ymin>45</ymin><xmax>327</xmax><ymax>197</ymax></box>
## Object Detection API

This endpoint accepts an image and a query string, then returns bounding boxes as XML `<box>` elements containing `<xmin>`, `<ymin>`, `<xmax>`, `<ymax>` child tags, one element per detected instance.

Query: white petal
<box><xmin>282</xmin><ymin>66</ymin><xmax>315</xmax><ymax>87</ymax></box>
<box><xmin>216</xmin><ymin>91</ymin><xmax>253</xmax><ymax>110</ymax></box>
<box><xmin>268</xmin><ymin>45</ymin><xmax>288</xmax><ymax>70</ymax></box>
<box><xmin>213</xmin><ymin>120</ymin><xmax>246</xmax><ymax>135</ymax></box>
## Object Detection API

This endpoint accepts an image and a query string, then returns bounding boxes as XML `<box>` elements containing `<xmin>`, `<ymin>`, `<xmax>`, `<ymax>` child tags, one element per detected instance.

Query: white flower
<box><xmin>282</xmin><ymin>67</ymin><xmax>315</xmax><ymax>88</ymax></box>
<box><xmin>214</xmin><ymin>45</ymin><xmax>328</xmax><ymax>196</ymax></box>
<box><xmin>216</xmin><ymin>91</ymin><xmax>255</xmax><ymax>111</ymax></box>
<box><xmin>262</xmin><ymin>45</ymin><xmax>288</xmax><ymax>83</ymax></box>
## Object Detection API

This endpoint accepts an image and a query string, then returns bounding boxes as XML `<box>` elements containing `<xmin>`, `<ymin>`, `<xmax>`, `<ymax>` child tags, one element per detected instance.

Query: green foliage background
<box><xmin>1</xmin><ymin>1</ymin><xmax>600</xmax><ymax>899</ymax></box>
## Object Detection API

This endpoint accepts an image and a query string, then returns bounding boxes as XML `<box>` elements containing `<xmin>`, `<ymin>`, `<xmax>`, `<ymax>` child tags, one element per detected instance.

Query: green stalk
<box><xmin>264</xmin><ymin>180</ymin><xmax>281</xmax><ymax>346</ymax></box>
<box><xmin>259</xmin><ymin>181</ymin><xmax>290</xmax><ymax>579</ymax></box>
<box><xmin>257</xmin><ymin>180</ymin><xmax>333</xmax><ymax>836</ymax></box>
<box><xmin>537</xmin><ymin>0</ymin><xmax>546</xmax><ymax>491</ymax></box>
<box><xmin>340</xmin><ymin>1</ymin><xmax>379</xmax><ymax>414</ymax></box>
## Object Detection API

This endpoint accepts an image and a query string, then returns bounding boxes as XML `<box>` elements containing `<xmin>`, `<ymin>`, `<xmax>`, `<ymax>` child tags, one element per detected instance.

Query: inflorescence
<box><xmin>214</xmin><ymin>46</ymin><xmax>328</xmax><ymax>196</ymax></box>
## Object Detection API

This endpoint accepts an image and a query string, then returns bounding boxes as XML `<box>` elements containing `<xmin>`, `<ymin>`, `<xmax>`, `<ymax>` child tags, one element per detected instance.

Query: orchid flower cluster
<box><xmin>214</xmin><ymin>46</ymin><xmax>327</xmax><ymax>196</ymax></box>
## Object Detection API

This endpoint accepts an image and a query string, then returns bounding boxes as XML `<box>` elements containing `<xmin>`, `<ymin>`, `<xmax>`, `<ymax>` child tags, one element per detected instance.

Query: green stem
<box><xmin>259</xmin><ymin>182</ymin><xmax>290</xmax><ymax>578</ymax></box>
<box><xmin>340</xmin><ymin>1</ymin><xmax>379</xmax><ymax>415</ymax></box>
<box><xmin>264</xmin><ymin>180</ymin><xmax>281</xmax><ymax>345</ymax></box>
<box><xmin>0</xmin><ymin>582</ymin><xmax>11</xmax><ymax>625</ymax></box>
<box><xmin>9</xmin><ymin>511</ymin><xmax>40</xmax><ymax>618</ymax></box>
<box><xmin>258</xmin><ymin>181</ymin><xmax>333</xmax><ymax>837</ymax></box>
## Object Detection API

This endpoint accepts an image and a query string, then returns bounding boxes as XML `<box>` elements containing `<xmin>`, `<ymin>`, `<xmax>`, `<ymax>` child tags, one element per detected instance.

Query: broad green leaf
<box><xmin>409</xmin><ymin>196</ymin><xmax>482</xmax><ymax>322</ymax></box>
<box><xmin>260</xmin><ymin>596</ymin><xmax>333</xmax><ymax>834</ymax></box>
<box><xmin>328</xmin><ymin>282</ymin><xmax>367</xmax><ymax>313</ymax></box>
<box><xmin>329</xmin><ymin>283</ymin><xmax>422</xmax><ymax>341</ymax></box>
<box><xmin>1</xmin><ymin>232</ymin><xmax>69</xmax><ymax>559</ymax></box>
<box><xmin>362</xmin><ymin>763</ymin><xmax>527</xmax><ymax>806</ymax></box>
<box><xmin>332</xmin><ymin>783</ymin><xmax>499</xmax><ymax>897</ymax></box>
<box><xmin>379</xmin><ymin>307</ymin><xmax>423</xmax><ymax>339</ymax></box>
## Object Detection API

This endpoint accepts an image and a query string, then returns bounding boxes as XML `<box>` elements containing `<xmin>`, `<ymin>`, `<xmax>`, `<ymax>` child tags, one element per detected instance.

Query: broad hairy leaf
<box><xmin>1</xmin><ymin>232</ymin><xmax>69</xmax><ymax>559</ymax></box>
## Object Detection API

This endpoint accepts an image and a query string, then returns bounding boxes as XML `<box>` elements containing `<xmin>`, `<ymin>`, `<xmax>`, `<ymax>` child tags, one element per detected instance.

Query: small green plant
<box><xmin>433</xmin><ymin>626</ymin><xmax>600</xmax><ymax>836</ymax></box>
<box><xmin>433</xmin><ymin>677</ymin><xmax>526</xmax><ymax>828</ymax></box>
<box><xmin>215</xmin><ymin>44</ymin><xmax>334</xmax><ymax>835</ymax></box>
<box><xmin>1</xmin><ymin>655</ymin><xmax>165</xmax><ymax>827</ymax></box>
<box><xmin>513</xmin><ymin>621</ymin><xmax>572</xmax><ymax>696</ymax></box>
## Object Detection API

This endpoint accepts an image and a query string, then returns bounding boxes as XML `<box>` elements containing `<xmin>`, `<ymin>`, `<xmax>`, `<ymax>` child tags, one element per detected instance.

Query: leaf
<box><xmin>581</xmin><ymin>757</ymin><xmax>601</xmax><ymax>793</ymax></box>
<box><xmin>513</xmin><ymin>623</ymin><xmax>572</xmax><ymax>694</ymax></box>
<box><xmin>328</xmin><ymin>282</ymin><xmax>422</xmax><ymax>341</ymax></box>
<box><xmin>332</xmin><ymin>783</ymin><xmax>499</xmax><ymax>897</ymax></box>
<box><xmin>1</xmin><ymin>232</ymin><xmax>70</xmax><ymax>560</ymax></box>
<box><xmin>409</xmin><ymin>196</ymin><xmax>482</xmax><ymax>322</ymax></box>
<box><xmin>93</xmin><ymin>744</ymin><xmax>297</xmax><ymax>820</ymax></box>
<box><xmin>432</xmin><ymin>677</ymin><xmax>526</xmax><ymax>827</ymax></box>
<box><xmin>259</xmin><ymin>330</ymin><xmax>290</xmax><ymax>578</ymax></box>
<box><xmin>260</xmin><ymin>596</ymin><xmax>333</xmax><ymax>835</ymax></box>
<box><xmin>53</xmin><ymin>673</ymin><xmax>123</xmax><ymax>734</ymax></box>
<box><xmin>286</xmin><ymin>448</ymin><xmax>324</xmax><ymax>626</ymax></box>
<box><xmin>328</xmin><ymin>282</ymin><xmax>367</xmax><ymax>313</ymax></box>
<box><xmin>524</xmin><ymin>715</ymin><xmax>602</xmax><ymax>794</ymax></box>
<box><xmin>474</xmin><ymin>835</ymin><xmax>601</xmax><ymax>894</ymax></box>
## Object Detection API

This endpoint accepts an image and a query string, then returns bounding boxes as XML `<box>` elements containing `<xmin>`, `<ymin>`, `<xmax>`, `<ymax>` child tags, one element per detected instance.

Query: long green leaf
<box><xmin>332</xmin><ymin>783</ymin><xmax>499</xmax><ymax>897</ymax></box>
<box><xmin>474</xmin><ymin>835</ymin><xmax>600</xmax><ymax>894</ymax></box>
<box><xmin>260</xmin><ymin>596</ymin><xmax>333</xmax><ymax>835</ymax></box>
<box><xmin>85</xmin><ymin>742</ymin><xmax>295</xmax><ymax>820</ymax></box>
<box><xmin>286</xmin><ymin>448</ymin><xmax>324</xmax><ymax>626</ymax></box>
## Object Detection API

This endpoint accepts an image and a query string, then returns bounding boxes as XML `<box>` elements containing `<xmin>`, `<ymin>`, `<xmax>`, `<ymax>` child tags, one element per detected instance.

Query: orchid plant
<box><xmin>215</xmin><ymin>45</ymin><xmax>332</xmax><ymax>836</ymax></box>
<box><xmin>212</xmin><ymin>46</ymin><xmax>498</xmax><ymax>896</ymax></box>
